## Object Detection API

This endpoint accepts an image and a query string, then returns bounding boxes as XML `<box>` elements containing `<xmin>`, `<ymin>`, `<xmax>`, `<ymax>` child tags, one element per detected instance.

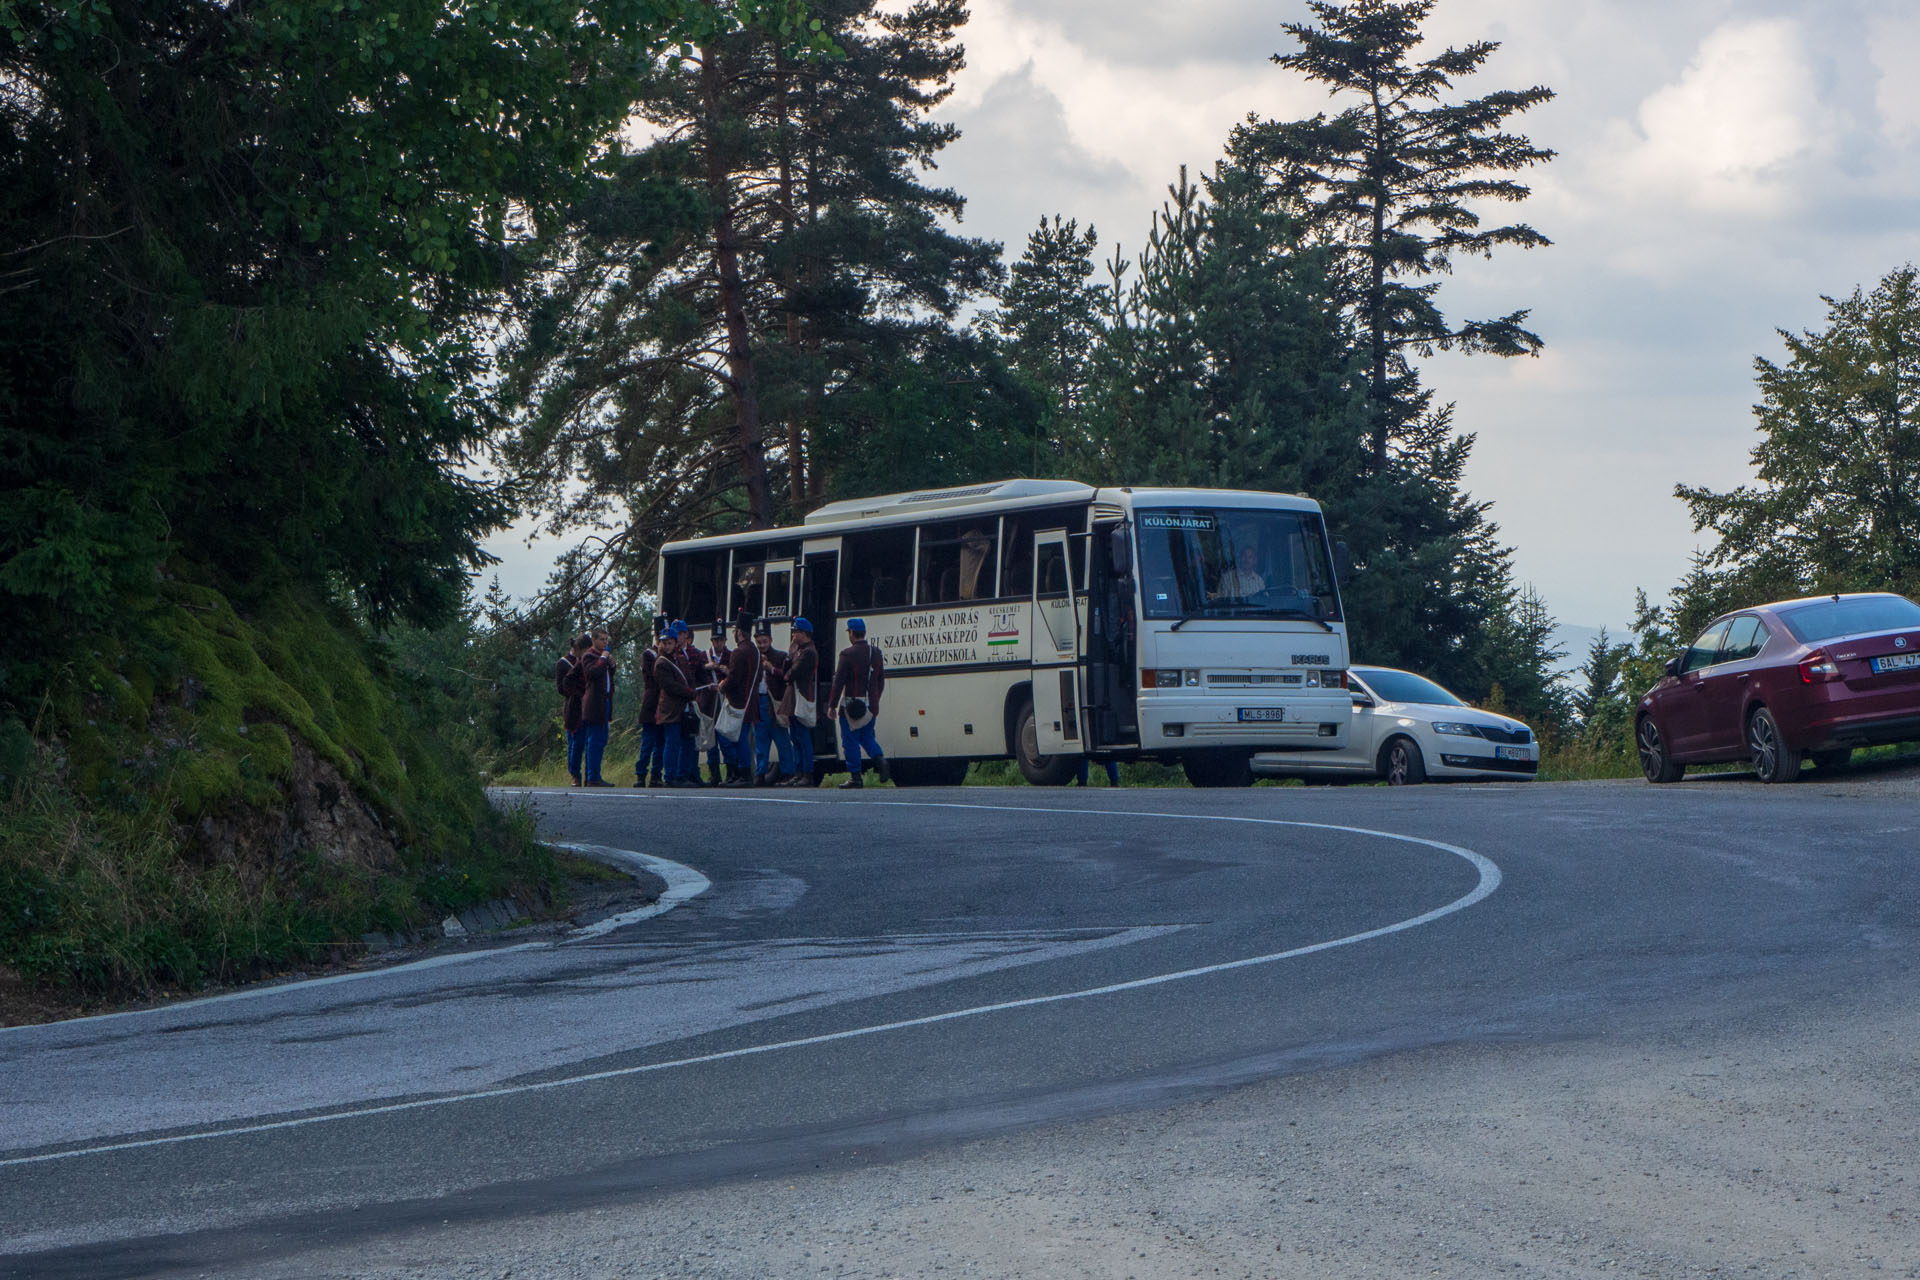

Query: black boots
<box><xmin>837</xmin><ymin>774</ymin><xmax>864</xmax><ymax>789</ymax></box>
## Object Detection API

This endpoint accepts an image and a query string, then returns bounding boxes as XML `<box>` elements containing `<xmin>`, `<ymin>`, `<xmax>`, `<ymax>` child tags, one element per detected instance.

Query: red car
<box><xmin>1635</xmin><ymin>592</ymin><xmax>1920</xmax><ymax>783</ymax></box>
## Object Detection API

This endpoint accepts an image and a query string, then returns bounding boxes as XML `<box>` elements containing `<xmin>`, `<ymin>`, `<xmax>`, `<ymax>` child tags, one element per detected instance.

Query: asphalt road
<box><xmin>2</xmin><ymin>775</ymin><xmax>1915</xmax><ymax>1278</ymax></box>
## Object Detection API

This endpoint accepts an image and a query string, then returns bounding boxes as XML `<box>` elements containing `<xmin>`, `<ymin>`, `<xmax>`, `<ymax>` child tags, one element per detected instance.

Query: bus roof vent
<box><xmin>1091</xmin><ymin>502</ymin><xmax>1125</xmax><ymax>522</ymax></box>
<box><xmin>803</xmin><ymin>478</ymin><xmax>1092</xmax><ymax>525</ymax></box>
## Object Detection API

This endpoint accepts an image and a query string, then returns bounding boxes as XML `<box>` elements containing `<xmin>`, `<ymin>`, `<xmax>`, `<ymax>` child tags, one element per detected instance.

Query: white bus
<box><xmin>657</xmin><ymin>479</ymin><xmax>1354</xmax><ymax>787</ymax></box>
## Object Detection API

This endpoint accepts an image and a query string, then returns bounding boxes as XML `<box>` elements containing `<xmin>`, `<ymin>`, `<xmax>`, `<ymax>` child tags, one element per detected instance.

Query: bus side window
<box><xmin>840</xmin><ymin>526</ymin><xmax>915</xmax><ymax>611</ymax></box>
<box><xmin>665</xmin><ymin>550</ymin><xmax>725</xmax><ymax>625</ymax></box>
<box><xmin>731</xmin><ymin>559</ymin><xmax>764</xmax><ymax>622</ymax></box>
<box><xmin>916</xmin><ymin>521</ymin><xmax>998</xmax><ymax>605</ymax></box>
<box><xmin>1000</xmin><ymin>517</ymin><xmax>1032</xmax><ymax>597</ymax></box>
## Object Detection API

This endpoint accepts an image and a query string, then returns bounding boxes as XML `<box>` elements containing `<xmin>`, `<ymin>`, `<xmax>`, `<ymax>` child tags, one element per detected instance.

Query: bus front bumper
<box><xmin>1138</xmin><ymin>695</ymin><xmax>1351</xmax><ymax>751</ymax></box>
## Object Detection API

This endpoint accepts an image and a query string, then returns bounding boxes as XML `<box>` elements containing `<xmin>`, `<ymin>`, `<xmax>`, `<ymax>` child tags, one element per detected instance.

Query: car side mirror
<box><xmin>1351</xmin><ymin>691</ymin><xmax>1374</xmax><ymax>709</ymax></box>
<box><xmin>1333</xmin><ymin>540</ymin><xmax>1354</xmax><ymax>588</ymax></box>
<box><xmin>1664</xmin><ymin>656</ymin><xmax>1681</xmax><ymax>678</ymax></box>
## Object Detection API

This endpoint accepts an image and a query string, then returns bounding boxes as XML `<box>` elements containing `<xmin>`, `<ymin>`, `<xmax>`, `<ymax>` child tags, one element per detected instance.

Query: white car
<box><xmin>1253</xmin><ymin>666</ymin><xmax>1540</xmax><ymax>784</ymax></box>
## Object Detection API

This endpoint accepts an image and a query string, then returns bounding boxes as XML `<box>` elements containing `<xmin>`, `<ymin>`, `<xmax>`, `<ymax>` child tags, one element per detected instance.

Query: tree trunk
<box><xmin>775</xmin><ymin>47</ymin><xmax>806</xmax><ymax>510</ymax></box>
<box><xmin>701</xmin><ymin>47</ymin><xmax>773</xmax><ymax>530</ymax></box>
<box><xmin>1367</xmin><ymin>89</ymin><xmax>1391</xmax><ymax>475</ymax></box>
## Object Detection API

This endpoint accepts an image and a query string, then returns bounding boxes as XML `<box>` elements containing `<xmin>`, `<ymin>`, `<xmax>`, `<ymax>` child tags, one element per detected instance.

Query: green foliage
<box><xmin>992</xmin><ymin>216</ymin><xmax>1105</xmax><ymax>471</ymax></box>
<box><xmin>1240</xmin><ymin>0</ymin><xmax>1554</xmax><ymax>471</ymax></box>
<box><xmin>505</xmin><ymin>0</ymin><xmax>1003</xmax><ymax>601</ymax></box>
<box><xmin>0</xmin><ymin>583</ymin><xmax>564</xmax><ymax>997</ymax></box>
<box><xmin>1677</xmin><ymin>264</ymin><xmax>1920</xmax><ymax>604</ymax></box>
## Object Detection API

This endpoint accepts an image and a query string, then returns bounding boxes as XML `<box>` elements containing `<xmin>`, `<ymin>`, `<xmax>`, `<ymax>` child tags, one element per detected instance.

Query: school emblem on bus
<box><xmin>988</xmin><ymin>608</ymin><xmax>1020</xmax><ymax>651</ymax></box>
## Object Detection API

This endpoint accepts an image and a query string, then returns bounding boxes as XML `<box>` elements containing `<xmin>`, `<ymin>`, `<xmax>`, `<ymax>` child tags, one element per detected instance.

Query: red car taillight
<box><xmin>1799</xmin><ymin>651</ymin><xmax>1841</xmax><ymax>683</ymax></box>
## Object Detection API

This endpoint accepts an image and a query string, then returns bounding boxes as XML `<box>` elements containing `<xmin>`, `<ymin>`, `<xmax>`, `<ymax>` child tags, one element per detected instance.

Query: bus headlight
<box><xmin>1321</xmin><ymin>669</ymin><xmax>1347</xmax><ymax>689</ymax></box>
<box><xmin>1143</xmin><ymin>669</ymin><xmax>1182</xmax><ymax>689</ymax></box>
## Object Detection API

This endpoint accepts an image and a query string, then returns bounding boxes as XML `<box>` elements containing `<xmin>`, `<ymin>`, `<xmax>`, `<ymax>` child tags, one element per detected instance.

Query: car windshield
<box><xmin>1356</xmin><ymin>668</ymin><xmax>1466</xmax><ymax>707</ymax></box>
<box><xmin>1135</xmin><ymin>507</ymin><xmax>1341</xmax><ymax>623</ymax></box>
<box><xmin>1779</xmin><ymin>595</ymin><xmax>1920</xmax><ymax>643</ymax></box>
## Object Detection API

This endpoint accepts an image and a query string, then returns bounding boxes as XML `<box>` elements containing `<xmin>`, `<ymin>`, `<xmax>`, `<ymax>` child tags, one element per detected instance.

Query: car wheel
<box><xmin>1636</xmin><ymin>715</ymin><xmax>1685</xmax><ymax>784</ymax></box>
<box><xmin>1014</xmin><ymin>699</ymin><xmax>1076</xmax><ymax>787</ymax></box>
<box><xmin>1812</xmin><ymin>748</ymin><xmax>1853</xmax><ymax>771</ymax></box>
<box><xmin>1378</xmin><ymin>736</ymin><xmax>1427</xmax><ymax>785</ymax></box>
<box><xmin>1747</xmin><ymin>706</ymin><xmax>1801</xmax><ymax>783</ymax></box>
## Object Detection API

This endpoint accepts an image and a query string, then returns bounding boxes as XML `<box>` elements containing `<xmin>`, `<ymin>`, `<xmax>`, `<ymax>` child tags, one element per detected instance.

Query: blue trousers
<box><xmin>566</xmin><ymin>727</ymin><xmax>587</xmax><ymax>780</ymax></box>
<box><xmin>636</xmin><ymin>723</ymin><xmax>662</xmax><ymax>781</ymax></box>
<box><xmin>839</xmin><ymin>715</ymin><xmax>883</xmax><ymax>775</ymax></box>
<box><xmin>658</xmin><ymin>722</ymin><xmax>683</xmax><ymax>783</ymax></box>
<box><xmin>755</xmin><ymin>694</ymin><xmax>795</xmax><ymax>776</ymax></box>
<box><xmin>582</xmin><ymin>722</ymin><xmax>609</xmax><ymax>783</ymax></box>
<box><xmin>791</xmin><ymin>718</ymin><xmax>816</xmax><ymax>779</ymax></box>
<box><xmin>678</xmin><ymin>724</ymin><xmax>698</xmax><ymax>779</ymax></box>
<box><xmin>1078</xmin><ymin>757</ymin><xmax>1121</xmax><ymax>785</ymax></box>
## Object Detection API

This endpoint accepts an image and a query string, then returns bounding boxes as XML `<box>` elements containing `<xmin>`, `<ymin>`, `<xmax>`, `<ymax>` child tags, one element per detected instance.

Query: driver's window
<box><xmin>1681</xmin><ymin>621</ymin><xmax>1731</xmax><ymax>674</ymax></box>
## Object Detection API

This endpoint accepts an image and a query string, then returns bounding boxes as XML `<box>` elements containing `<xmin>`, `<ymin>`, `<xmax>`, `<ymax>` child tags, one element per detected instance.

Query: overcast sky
<box><xmin>485</xmin><ymin>0</ymin><xmax>1920</xmax><ymax>633</ymax></box>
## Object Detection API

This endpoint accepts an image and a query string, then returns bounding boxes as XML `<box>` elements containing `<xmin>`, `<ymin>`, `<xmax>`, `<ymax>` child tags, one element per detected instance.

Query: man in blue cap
<box><xmin>669</xmin><ymin>620</ymin><xmax>705</xmax><ymax>785</ymax></box>
<box><xmin>777</xmin><ymin>617</ymin><xmax>820</xmax><ymax>786</ymax></box>
<box><xmin>827</xmin><ymin>617</ymin><xmax>888</xmax><ymax>788</ymax></box>
<box><xmin>633</xmin><ymin>617</ymin><xmax>666</xmax><ymax>787</ymax></box>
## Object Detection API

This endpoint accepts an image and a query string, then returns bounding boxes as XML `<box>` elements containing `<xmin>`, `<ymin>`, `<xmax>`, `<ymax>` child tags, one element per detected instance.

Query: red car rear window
<box><xmin>1779</xmin><ymin>596</ymin><xmax>1920</xmax><ymax>643</ymax></box>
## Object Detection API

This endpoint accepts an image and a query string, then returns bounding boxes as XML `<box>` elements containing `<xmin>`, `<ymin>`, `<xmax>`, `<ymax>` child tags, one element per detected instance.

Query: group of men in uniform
<box><xmin>556</xmin><ymin>613</ymin><xmax>891</xmax><ymax>791</ymax></box>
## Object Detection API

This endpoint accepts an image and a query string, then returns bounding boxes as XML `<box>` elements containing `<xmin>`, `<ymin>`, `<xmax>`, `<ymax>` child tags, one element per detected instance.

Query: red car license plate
<box><xmin>1871</xmin><ymin>653</ymin><xmax>1920</xmax><ymax>674</ymax></box>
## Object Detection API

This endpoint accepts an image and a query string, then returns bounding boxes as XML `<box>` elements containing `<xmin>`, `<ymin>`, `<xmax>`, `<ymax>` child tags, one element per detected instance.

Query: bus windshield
<box><xmin>1136</xmin><ymin>508</ymin><xmax>1341</xmax><ymax>624</ymax></box>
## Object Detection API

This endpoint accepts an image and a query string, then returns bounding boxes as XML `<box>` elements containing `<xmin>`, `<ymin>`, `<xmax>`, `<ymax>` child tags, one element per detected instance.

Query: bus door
<box><xmin>1085</xmin><ymin>522</ymin><xmax>1140</xmax><ymax>750</ymax></box>
<box><xmin>760</xmin><ymin>558</ymin><xmax>795</xmax><ymax>627</ymax></box>
<box><xmin>799</xmin><ymin>543</ymin><xmax>839</xmax><ymax>761</ymax></box>
<box><xmin>1031</xmin><ymin>529</ymin><xmax>1081</xmax><ymax>755</ymax></box>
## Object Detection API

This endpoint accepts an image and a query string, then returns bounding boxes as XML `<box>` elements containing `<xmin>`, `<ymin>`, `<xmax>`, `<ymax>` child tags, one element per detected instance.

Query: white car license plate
<box><xmin>1495</xmin><ymin>745</ymin><xmax>1529</xmax><ymax>761</ymax></box>
<box><xmin>1871</xmin><ymin>653</ymin><xmax>1920</xmax><ymax>674</ymax></box>
<box><xmin>1237</xmin><ymin>707</ymin><xmax>1286</xmax><ymax>722</ymax></box>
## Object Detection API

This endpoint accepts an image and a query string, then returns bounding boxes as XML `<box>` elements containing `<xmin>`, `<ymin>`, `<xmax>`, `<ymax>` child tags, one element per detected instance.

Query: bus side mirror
<box><xmin>1108</xmin><ymin>525</ymin><xmax>1132</xmax><ymax>582</ymax></box>
<box><xmin>1333</xmin><ymin>540</ymin><xmax>1354</xmax><ymax>587</ymax></box>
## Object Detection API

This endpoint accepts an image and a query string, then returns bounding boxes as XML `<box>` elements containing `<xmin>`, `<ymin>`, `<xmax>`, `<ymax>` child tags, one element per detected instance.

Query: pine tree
<box><xmin>1077</xmin><ymin>164</ymin><xmax>1366</xmax><ymax>497</ymax></box>
<box><xmin>505</xmin><ymin>0</ymin><xmax>1003</xmax><ymax>595</ymax></box>
<box><xmin>0</xmin><ymin>0</ymin><xmax>767</xmax><ymax>704</ymax></box>
<box><xmin>993</xmin><ymin>216</ymin><xmax>1106</xmax><ymax>472</ymax></box>
<box><xmin>1240</xmin><ymin>0</ymin><xmax>1554</xmax><ymax>472</ymax></box>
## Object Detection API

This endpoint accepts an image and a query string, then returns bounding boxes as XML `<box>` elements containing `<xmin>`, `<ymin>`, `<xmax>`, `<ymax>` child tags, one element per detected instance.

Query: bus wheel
<box><xmin>1183</xmin><ymin>749</ymin><xmax>1254</xmax><ymax>788</ymax></box>
<box><xmin>1015</xmin><ymin>700</ymin><xmax>1076</xmax><ymax>787</ymax></box>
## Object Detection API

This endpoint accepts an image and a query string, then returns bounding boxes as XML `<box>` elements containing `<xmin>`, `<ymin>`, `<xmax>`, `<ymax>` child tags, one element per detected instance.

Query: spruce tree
<box><xmin>505</xmin><ymin>0</ymin><xmax>1004</xmax><ymax>589</ymax></box>
<box><xmin>1241</xmin><ymin>0</ymin><xmax>1555</xmax><ymax>472</ymax></box>
<box><xmin>993</xmin><ymin>216</ymin><xmax>1106</xmax><ymax>473</ymax></box>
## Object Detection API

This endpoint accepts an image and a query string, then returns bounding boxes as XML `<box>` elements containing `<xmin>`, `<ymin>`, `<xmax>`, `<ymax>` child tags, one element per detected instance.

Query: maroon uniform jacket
<box><xmin>722</xmin><ymin>641</ymin><xmax>763</xmax><ymax>726</ymax></box>
<box><xmin>653</xmin><ymin>649</ymin><xmax>693</xmax><ymax>725</ymax></box>
<box><xmin>778</xmin><ymin>641</ymin><xmax>818</xmax><ymax>720</ymax></box>
<box><xmin>828</xmin><ymin>639</ymin><xmax>884</xmax><ymax>713</ymax></box>
<box><xmin>638</xmin><ymin>646</ymin><xmax>661</xmax><ymax>726</ymax></box>
<box><xmin>555</xmin><ymin>654</ymin><xmax>586</xmax><ymax>732</ymax></box>
<box><xmin>580</xmin><ymin>649</ymin><xmax>616</xmax><ymax>725</ymax></box>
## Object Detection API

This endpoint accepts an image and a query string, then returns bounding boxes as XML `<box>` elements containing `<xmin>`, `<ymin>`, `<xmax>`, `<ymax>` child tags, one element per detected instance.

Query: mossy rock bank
<box><xmin>0</xmin><ymin>575</ymin><xmax>559</xmax><ymax>1002</ymax></box>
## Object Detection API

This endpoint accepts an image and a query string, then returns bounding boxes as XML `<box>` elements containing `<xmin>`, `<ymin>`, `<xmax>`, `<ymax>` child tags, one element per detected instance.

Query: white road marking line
<box><xmin>0</xmin><ymin>801</ymin><xmax>1499</xmax><ymax>1169</ymax></box>
<box><xmin>0</xmin><ymin>846</ymin><xmax>710</xmax><ymax>1036</ymax></box>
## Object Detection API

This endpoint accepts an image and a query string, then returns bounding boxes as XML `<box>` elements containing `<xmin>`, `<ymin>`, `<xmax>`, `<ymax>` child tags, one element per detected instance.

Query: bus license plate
<box><xmin>1871</xmin><ymin>653</ymin><xmax>1920</xmax><ymax>674</ymax></box>
<box><xmin>1496</xmin><ymin>746</ymin><xmax>1529</xmax><ymax>761</ymax></box>
<box><xmin>1238</xmin><ymin>707</ymin><xmax>1286</xmax><ymax>722</ymax></box>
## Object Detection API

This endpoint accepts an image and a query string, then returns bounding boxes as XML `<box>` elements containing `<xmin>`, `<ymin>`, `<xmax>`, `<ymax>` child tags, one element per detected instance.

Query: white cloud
<box><xmin>1869</xmin><ymin>13</ymin><xmax>1920</xmax><ymax>142</ymax></box>
<box><xmin>1602</xmin><ymin>18</ymin><xmax>1841</xmax><ymax>216</ymax></box>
